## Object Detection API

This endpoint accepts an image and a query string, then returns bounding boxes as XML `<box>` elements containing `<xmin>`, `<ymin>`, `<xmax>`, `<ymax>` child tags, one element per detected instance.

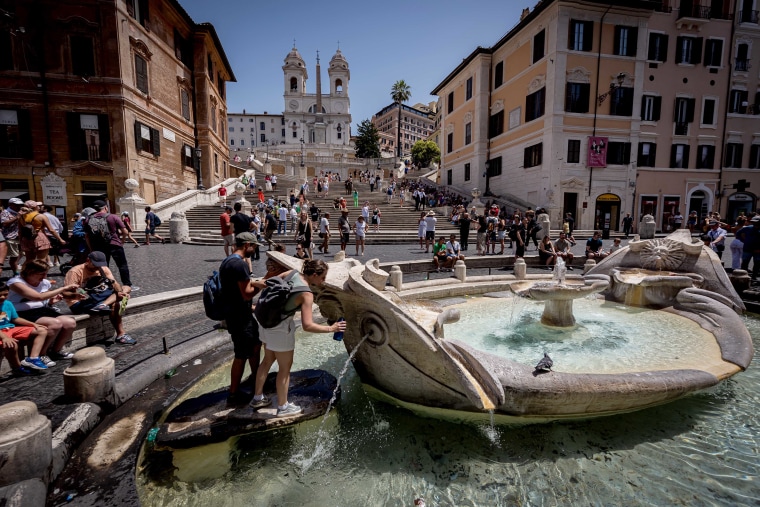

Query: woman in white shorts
<box><xmin>417</xmin><ymin>212</ymin><xmax>427</xmax><ymax>250</ymax></box>
<box><xmin>250</xmin><ymin>259</ymin><xmax>346</xmax><ymax>417</ymax></box>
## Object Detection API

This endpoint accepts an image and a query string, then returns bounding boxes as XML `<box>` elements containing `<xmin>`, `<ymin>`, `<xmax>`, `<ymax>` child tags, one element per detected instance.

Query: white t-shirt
<box><xmin>424</xmin><ymin>215</ymin><xmax>437</xmax><ymax>232</ymax></box>
<box><xmin>290</xmin><ymin>208</ymin><xmax>298</xmax><ymax>221</ymax></box>
<box><xmin>362</xmin><ymin>206</ymin><xmax>370</xmax><ymax>220</ymax></box>
<box><xmin>320</xmin><ymin>217</ymin><xmax>329</xmax><ymax>234</ymax></box>
<box><xmin>354</xmin><ymin>220</ymin><xmax>367</xmax><ymax>237</ymax></box>
<box><xmin>445</xmin><ymin>240</ymin><xmax>461</xmax><ymax>256</ymax></box>
<box><xmin>278</xmin><ymin>207</ymin><xmax>289</xmax><ymax>221</ymax></box>
<box><xmin>7</xmin><ymin>275</ymin><xmax>52</xmax><ymax>311</ymax></box>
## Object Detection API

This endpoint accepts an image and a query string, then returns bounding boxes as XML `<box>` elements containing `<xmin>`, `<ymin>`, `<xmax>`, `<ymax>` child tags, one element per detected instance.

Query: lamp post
<box><xmin>194</xmin><ymin>146</ymin><xmax>204</xmax><ymax>190</ymax></box>
<box><xmin>299</xmin><ymin>137</ymin><xmax>304</xmax><ymax>167</ymax></box>
<box><xmin>483</xmin><ymin>160</ymin><xmax>492</xmax><ymax>196</ymax></box>
<box><xmin>596</xmin><ymin>72</ymin><xmax>625</xmax><ymax>106</ymax></box>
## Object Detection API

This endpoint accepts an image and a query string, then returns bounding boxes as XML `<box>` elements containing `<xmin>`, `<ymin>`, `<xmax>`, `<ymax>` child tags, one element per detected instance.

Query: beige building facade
<box><xmin>433</xmin><ymin>0</ymin><xmax>760</xmax><ymax>232</ymax></box>
<box><xmin>371</xmin><ymin>102</ymin><xmax>437</xmax><ymax>159</ymax></box>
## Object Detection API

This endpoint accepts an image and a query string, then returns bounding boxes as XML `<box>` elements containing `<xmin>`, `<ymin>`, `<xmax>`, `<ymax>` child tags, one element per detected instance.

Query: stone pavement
<box><xmin>37</xmin><ymin>234</ymin><xmax>728</xmax><ymax>297</ymax></box>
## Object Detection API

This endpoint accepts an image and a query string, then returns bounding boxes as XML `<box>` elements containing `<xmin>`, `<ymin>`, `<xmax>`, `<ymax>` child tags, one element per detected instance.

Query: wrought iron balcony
<box><xmin>735</xmin><ymin>59</ymin><xmax>751</xmax><ymax>72</ymax></box>
<box><xmin>677</xmin><ymin>4</ymin><xmax>711</xmax><ymax>20</ymax></box>
<box><xmin>739</xmin><ymin>10</ymin><xmax>760</xmax><ymax>24</ymax></box>
<box><xmin>675</xmin><ymin>122</ymin><xmax>689</xmax><ymax>136</ymax></box>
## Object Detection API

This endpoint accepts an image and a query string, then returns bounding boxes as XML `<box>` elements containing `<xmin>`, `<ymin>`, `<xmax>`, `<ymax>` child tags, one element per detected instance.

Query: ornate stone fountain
<box><xmin>266</xmin><ymin>229</ymin><xmax>753</xmax><ymax>420</ymax></box>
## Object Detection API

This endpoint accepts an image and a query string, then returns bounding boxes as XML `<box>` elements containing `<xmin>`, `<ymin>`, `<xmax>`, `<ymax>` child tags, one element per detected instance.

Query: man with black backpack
<box><xmin>218</xmin><ymin>232</ymin><xmax>262</xmax><ymax>404</ymax></box>
<box><xmin>85</xmin><ymin>201</ymin><xmax>134</xmax><ymax>289</ymax></box>
<box><xmin>143</xmin><ymin>206</ymin><xmax>165</xmax><ymax>245</ymax></box>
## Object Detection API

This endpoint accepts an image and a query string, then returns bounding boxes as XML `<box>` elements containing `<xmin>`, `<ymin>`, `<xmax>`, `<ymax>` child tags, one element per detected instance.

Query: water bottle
<box><xmin>333</xmin><ymin>317</ymin><xmax>345</xmax><ymax>341</ymax></box>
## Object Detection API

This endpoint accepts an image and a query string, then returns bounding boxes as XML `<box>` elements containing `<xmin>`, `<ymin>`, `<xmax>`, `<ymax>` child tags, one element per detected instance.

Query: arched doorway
<box><xmin>595</xmin><ymin>193</ymin><xmax>621</xmax><ymax>237</ymax></box>
<box><xmin>727</xmin><ymin>192</ymin><xmax>756</xmax><ymax>222</ymax></box>
<box><xmin>688</xmin><ymin>190</ymin><xmax>708</xmax><ymax>223</ymax></box>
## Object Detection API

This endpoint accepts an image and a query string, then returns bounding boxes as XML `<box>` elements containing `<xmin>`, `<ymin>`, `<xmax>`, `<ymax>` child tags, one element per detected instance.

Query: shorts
<box><xmin>227</xmin><ymin>314</ymin><xmax>261</xmax><ymax>359</ymax></box>
<box><xmin>145</xmin><ymin>226</ymin><xmax>156</xmax><ymax>235</ymax></box>
<box><xmin>6</xmin><ymin>238</ymin><xmax>20</xmax><ymax>257</ymax></box>
<box><xmin>223</xmin><ymin>234</ymin><xmax>235</xmax><ymax>246</ymax></box>
<box><xmin>341</xmin><ymin>232</ymin><xmax>350</xmax><ymax>243</ymax></box>
<box><xmin>21</xmin><ymin>231</ymin><xmax>51</xmax><ymax>253</ymax></box>
<box><xmin>0</xmin><ymin>326</ymin><xmax>34</xmax><ymax>340</ymax></box>
<box><xmin>425</xmin><ymin>231</ymin><xmax>435</xmax><ymax>241</ymax></box>
<box><xmin>259</xmin><ymin>316</ymin><xmax>296</xmax><ymax>352</ymax></box>
<box><xmin>69</xmin><ymin>289</ymin><xmax>115</xmax><ymax>314</ymax></box>
<box><xmin>497</xmin><ymin>230</ymin><xmax>506</xmax><ymax>240</ymax></box>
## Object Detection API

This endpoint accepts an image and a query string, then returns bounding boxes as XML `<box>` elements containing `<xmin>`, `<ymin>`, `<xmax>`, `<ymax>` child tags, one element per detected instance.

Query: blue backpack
<box><xmin>203</xmin><ymin>256</ymin><xmax>233</xmax><ymax>321</ymax></box>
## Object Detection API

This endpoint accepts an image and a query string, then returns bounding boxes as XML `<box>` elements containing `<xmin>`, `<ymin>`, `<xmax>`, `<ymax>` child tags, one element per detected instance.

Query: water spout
<box><xmin>553</xmin><ymin>257</ymin><xmax>567</xmax><ymax>285</ymax></box>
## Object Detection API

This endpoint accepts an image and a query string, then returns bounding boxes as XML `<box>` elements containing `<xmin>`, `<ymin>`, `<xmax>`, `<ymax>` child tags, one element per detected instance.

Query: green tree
<box><xmin>390</xmin><ymin>80</ymin><xmax>411</xmax><ymax>159</ymax></box>
<box><xmin>354</xmin><ymin>119</ymin><xmax>380</xmax><ymax>159</ymax></box>
<box><xmin>411</xmin><ymin>140</ymin><xmax>441</xmax><ymax>168</ymax></box>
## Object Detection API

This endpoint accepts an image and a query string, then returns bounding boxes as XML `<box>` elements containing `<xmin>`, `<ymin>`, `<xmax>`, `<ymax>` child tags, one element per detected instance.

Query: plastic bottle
<box><xmin>333</xmin><ymin>317</ymin><xmax>345</xmax><ymax>341</ymax></box>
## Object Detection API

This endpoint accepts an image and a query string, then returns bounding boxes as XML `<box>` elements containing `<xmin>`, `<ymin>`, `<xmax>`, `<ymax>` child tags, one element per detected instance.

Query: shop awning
<box><xmin>0</xmin><ymin>190</ymin><xmax>28</xmax><ymax>199</ymax></box>
<box><xmin>74</xmin><ymin>193</ymin><xmax>107</xmax><ymax>197</ymax></box>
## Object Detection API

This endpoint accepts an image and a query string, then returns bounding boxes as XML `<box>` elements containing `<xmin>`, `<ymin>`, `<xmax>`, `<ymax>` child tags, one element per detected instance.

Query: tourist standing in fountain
<box><xmin>250</xmin><ymin>259</ymin><xmax>346</xmax><ymax>416</ymax></box>
<box><xmin>218</xmin><ymin>232</ymin><xmax>261</xmax><ymax>405</ymax></box>
<box><xmin>585</xmin><ymin>231</ymin><xmax>608</xmax><ymax>259</ymax></box>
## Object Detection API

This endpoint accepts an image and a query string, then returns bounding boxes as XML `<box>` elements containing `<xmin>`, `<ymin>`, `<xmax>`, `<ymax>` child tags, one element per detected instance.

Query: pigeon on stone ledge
<box><xmin>534</xmin><ymin>352</ymin><xmax>553</xmax><ymax>372</ymax></box>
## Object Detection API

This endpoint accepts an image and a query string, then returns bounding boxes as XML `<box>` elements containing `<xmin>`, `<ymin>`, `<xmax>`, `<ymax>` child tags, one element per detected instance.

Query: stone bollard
<box><xmin>454</xmin><ymin>260</ymin><xmax>466</xmax><ymax>282</ymax></box>
<box><xmin>169</xmin><ymin>211</ymin><xmax>190</xmax><ymax>244</ymax></box>
<box><xmin>63</xmin><ymin>347</ymin><xmax>115</xmax><ymax>403</ymax></box>
<box><xmin>583</xmin><ymin>258</ymin><xmax>597</xmax><ymax>274</ymax></box>
<box><xmin>514</xmin><ymin>258</ymin><xmax>526</xmax><ymax>279</ymax></box>
<box><xmin>0</xmin><ymin>401</ymin><xmax>52</xmax><ymax>487</ymax></box>
<box><xmin>389</xmin><ymin>265</ymin><xmax>403</xmax><ymax>290</ymax></box>
<box><xmin>639</xmin><ymin>214</ymin><xmax>656</xmax><ymax>239</ymax></box>
<box><xmin>333</xmin><ymin>251</ymin><xmax>346</xmax><ymax>262</ymax></box>
<box><xmin>729</xmin><ymin>269</ymin><xmax>751</xmax><ymax>294</ymax></box>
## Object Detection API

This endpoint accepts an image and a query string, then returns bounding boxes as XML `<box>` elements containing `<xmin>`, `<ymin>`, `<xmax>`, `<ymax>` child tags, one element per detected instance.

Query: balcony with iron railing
<box><xmin>739</xmin><ymin>10</ymin><xmax>760</xmax><ymax>24</ymax></box>
<box><xmin>735</xmin><ymin>59</ymin><xmax>751</xmax><ymax>71</ymax></box>
<box><xmin>675</xmin><ymin>122</ymin><xmax>689</xmax><ymax>136</ymax></box>
<box><xmin>677</xmin><ymin>4</ymin><xmax>712</xmax><ymax>20</ymax></box>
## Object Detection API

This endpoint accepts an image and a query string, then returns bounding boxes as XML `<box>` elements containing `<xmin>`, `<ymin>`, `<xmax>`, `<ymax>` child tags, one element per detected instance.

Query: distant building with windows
<box><xmin>432</xmin><ymin>0</ymin><xmax>760</xmax><ymax>232</ymax></box>
<box><xmin>371</xmin><ymin>102</ymin><xmax>437</xmax><ymax>158</ymax></box>
<box><xmin>0</xmin><ymin>0</ymin><xmax>234</xmax><ymax>219</ymax></box>
<box><xmin>228</xmin><ymin>111</ymin><xmax>286</xmax><ymax>153</ymax></box>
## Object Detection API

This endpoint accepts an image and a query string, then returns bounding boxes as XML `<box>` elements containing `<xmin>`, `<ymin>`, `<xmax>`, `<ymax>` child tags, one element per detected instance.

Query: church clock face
<box><xmin>289</xmin><ymin>100</ymin><xmax>299</xmax><ymax>111</ymax></box>
<box><xmin>334</xmin><ymin>101</ymin><xmax>344</xmax><ymax>112</ymax></box>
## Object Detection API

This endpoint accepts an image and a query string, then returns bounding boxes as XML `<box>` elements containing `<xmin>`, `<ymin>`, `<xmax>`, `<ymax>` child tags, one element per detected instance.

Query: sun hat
<box><xmin>8</xmin><ymin>197</ymin><xmax>24</xmax><ymax>205</ymax></box>
<box><xmin>25</xmin><ymin>200</ymin><xmax>42</xmax><ymax>208</ymax></box>
<box><xmin>427</xmin><ymin>211</ymin><xmax>436</xmax><ymax>216</ymax></box>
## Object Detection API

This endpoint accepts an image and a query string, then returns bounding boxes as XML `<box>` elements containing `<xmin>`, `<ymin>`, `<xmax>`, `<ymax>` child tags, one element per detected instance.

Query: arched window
<box><xmin>335</xmin><ymin>79</ymin><xmax>343</xmax><ymax>93</ymax></box>
<box><xmin>290</xmin><ymin>77</ymin><xmax>298</xmax><ymax>92</ymax></box>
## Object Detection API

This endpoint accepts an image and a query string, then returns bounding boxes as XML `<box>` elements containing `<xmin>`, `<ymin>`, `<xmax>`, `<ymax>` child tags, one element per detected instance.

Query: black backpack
<box><xmin>253</xmin><ymin>271</ymin><xmax>310</xmax><ymax>328</ymax></box>
<box><xmin>87</xmin><ymin>213</ymin><xmax>112</xmax><ymax>243</ymax></box>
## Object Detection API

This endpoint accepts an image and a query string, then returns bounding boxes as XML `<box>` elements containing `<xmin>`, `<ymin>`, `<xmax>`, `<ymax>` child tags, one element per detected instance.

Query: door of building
<box><xmin>595</xmin><ymin>193</ymin><xmax>621</xmax><ymax>235</ymax></box>
<box><xmin>563</xmin><ymin>192</ymin><xmax>578</xmax><ymax>227</ymax></box>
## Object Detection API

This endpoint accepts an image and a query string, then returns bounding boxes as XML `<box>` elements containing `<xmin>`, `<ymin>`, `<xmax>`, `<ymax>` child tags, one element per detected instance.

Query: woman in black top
<box><xmin>294</xmin><ymin>211</ymin><xmax>313</xmax><ymax>259</ymax></box>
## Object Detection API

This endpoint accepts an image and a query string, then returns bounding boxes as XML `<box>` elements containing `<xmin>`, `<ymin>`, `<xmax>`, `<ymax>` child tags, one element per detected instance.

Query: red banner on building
<box><xmin>587</xmin><ymin>136</ymin><xmax>608</xmax><ymax>168</ymax></box>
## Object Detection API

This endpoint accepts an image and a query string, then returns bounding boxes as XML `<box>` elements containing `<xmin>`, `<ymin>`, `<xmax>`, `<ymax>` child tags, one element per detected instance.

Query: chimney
<box><xmin>520</xmin><ymin>7</ymin><xmax>530</xmax><ymax>20</ymax></box>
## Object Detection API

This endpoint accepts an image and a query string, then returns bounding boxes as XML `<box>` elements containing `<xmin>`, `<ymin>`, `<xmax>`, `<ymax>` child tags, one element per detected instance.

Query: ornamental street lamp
<box><xmin>483</xmin><ymin>160</ymin><xmax>492</xmax><ymax>196</ymax></box>
<box><xmin>299</xmin><ymin>137</ymin><xmax>305</xmax><ymax>167</ymax></box>
<box><xmin>597</xmin><ymin>72</ymin><xmax>625</xmax><ymax>106</ymax></box>
<box><xmin>194</xmin><ymin>146</ymin><xmax>204</xmax><ymax>190</ymax></box>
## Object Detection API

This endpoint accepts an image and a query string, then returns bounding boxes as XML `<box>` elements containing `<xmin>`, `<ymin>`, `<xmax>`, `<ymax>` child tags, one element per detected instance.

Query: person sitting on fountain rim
<box><xmin>553</xmin><ymin>232</ymin><xmax>574</xmax><ymax>270</ymax></box>
<box><xmin>445</xmin><ymin>233</ymin><xmax>465</xmax><ymax>265</ymax></box>
<box><xmin>433</xmin><ymin>236</ymin><xmax>453</xmax><ymax>272</ymax></box>
<box><xmin>585</xmin><ymin>231</ymin><xmax>608</xmax><ymax>260</ymax></box>
<box><xmin>538</xmin><ymin>234</ymin><xmax>557</xmax><ymax>268</ymax></box>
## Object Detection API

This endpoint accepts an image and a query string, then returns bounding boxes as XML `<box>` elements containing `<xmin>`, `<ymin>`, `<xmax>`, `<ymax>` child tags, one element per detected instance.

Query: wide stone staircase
<box><xmin>176</xmin><ymin>171</ymin><xmax>460</xmax><ymax>246</ymax></box>
<box><xmin>153</xmin><ymin>168</ymin><xmax>625</xmax><ymax>246</ymax></box>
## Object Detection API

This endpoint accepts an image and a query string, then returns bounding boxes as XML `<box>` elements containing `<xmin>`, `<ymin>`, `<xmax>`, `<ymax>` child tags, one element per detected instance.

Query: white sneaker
<box><xmin>276</xmin><ymin>402</ymin><xmax>302</xmax><ymax>417</ymax></box>
<box><xmin>39</xmin><ymin>355</ymin><xmax>57</xmax><ymax>367</ymax></box>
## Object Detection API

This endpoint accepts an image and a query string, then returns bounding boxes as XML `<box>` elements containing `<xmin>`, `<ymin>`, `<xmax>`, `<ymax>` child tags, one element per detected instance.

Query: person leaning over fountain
<box><xmin>585</xmin><ymin>231</ymin><xmax>608</xmax><ymax>260</ymax></box>
<box><xmin>218</xmin><ymin>232</ymin><xmax>262</xmax><ymax>404</ymax></box>
<box><xmin>553</xmin><ymin>232</ymin><xmax>574</xmax><ymax>270</ymax></box>
<box><xmin>250</xmin><ymin>259</ymin><xmax>346</xmax><ymax>417</ymax></box>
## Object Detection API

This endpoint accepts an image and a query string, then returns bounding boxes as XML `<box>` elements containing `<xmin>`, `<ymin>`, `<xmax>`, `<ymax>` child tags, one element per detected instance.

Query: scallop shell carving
<box><xmin>639</xmin><ymin>239</ymin><xmax>687</xmax><ymax>271</ymax></box>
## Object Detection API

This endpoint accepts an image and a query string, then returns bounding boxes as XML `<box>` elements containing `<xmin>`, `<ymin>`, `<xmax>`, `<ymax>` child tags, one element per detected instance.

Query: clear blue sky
<box><xmin>180</xmin><ymin>0</ymin><xmax>535</xmax><ymax>132</ymax></box>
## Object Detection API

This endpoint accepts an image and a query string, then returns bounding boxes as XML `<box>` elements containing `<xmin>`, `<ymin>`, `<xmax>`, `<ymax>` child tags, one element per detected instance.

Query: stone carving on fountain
<box><xmin>264</xmin><ymin>232</ymin><xmax>754</xmax><ymax>420</ymax></box>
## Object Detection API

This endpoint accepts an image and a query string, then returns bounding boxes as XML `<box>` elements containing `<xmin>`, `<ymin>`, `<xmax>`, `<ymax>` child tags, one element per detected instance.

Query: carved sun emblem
<box><xmin>639</xmin><ymin>239</ymin><xmax>686</xmax><ymax>271</ymax></box>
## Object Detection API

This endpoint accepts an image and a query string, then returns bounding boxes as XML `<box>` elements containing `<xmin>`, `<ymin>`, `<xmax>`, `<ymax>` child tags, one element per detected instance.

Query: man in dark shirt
<box><xmin>229</xmin><ymin>202</ymin><xmax>252</xmax><ymax>236</ymax></box>
<box><xmin>263</xmin><ymin>208</ymin><xmax>277</xmax><ymax>246</ymax></box>
<box><xmin>738</xmin><ymin>216</ymin><xmax>760</xmax><ymax>278</ymax></box>
<box><xmin>585</xmin><ymin>231</ymin><xmax>608</xmax><ymax>259</ymax></box>
<box><xmin>219</xmin><ymin>232</ymin><xmax>261</xmax><ymax>403</ymax></box>
<box><xmin>85</xmin><ymin>200</ymin><xmax>134</xmax><ymax>288</ymax></box>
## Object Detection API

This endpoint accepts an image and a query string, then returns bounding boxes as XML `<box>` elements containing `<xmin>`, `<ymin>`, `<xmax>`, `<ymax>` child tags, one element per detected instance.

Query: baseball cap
<box><xmin>25</xmin><ymin>200</ymin><xmax>42</xmax><ymax>208</ymax></box>
<box><xmin>8</xmin><ymin>197</ymin><xmax>24</xmax><ymax>205</ymax></box>
<box><xmin>88</xmin><ymin>251</ymin><xmax>108</xmax><ymax>267</ymax></box>
<box><xmin>92</xmin><ymin>200</ymin><xmax>107</xmax><ymax>210</ymax></box>
<box><xmin>235</xmin><ymin>232</ymin><xmax>259</xmax><ymax>245</ymax></box>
